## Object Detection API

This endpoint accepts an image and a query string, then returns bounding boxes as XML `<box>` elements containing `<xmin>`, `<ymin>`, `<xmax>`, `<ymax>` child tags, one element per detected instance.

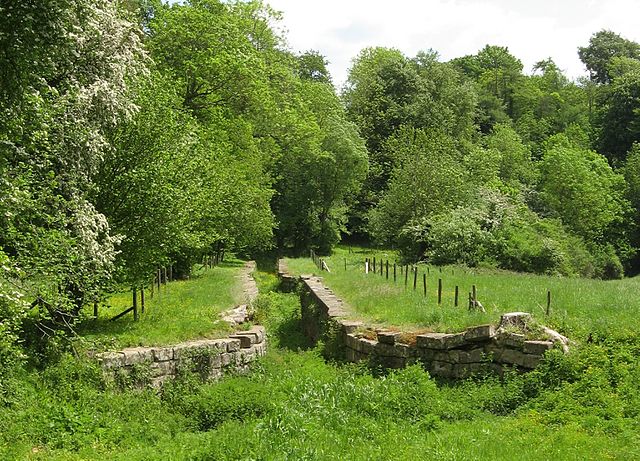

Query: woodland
<box><xmin>2</xmin><ymin>2</ymin><xmax>640</xmax><ymax>458</ymax></box>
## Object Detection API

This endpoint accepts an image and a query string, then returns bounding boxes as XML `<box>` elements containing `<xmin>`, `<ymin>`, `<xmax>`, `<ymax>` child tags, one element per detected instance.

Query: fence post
<box><xmin>157</xmin><ymin>268</ymin><xmax>161</xmax><ymax>291</ymax></box>
<box><xmin>546</xmin><ymin>290</ymin><xmax>551</xmax><ymax>316</ymax></box>
<box><xmin>454</xmin><ymin>286</ymin><xmax>459</xmax><ymax>307</ymax></box>
<box><xmin>373</xmin><ymin>257</ymin><xmax>376</xmax><ymax>273</ymax></box>
<box><xmin>141</xmin><ymin>285</ymin><xmax>145</xmax><ymax>314</ymax></box>
<box><xmin>393</xmin><ymin>263</ymin><xmax>397</xmax><ymax>282</ymax></box>
<box><xmin>133</xmin><ymin>287</ymin><xmax>139</xmax><ymax>321</ymax></box>
<box><xmin>404</xmin><ymin>265</ymin><xmax>409</xmax><ymax>288</ymax></box>
<box><xmin>163</xmin><ymin>267</ymin><xmax>167</xmax><ymax>286</ymax></box>
<box><xmin>423</xmin><ymin>273</ymin><xmax>427</xmax><ymax>297</ymax></box>
<box><xmin>413</xmin><ymin>267</ymin><xmax>417</xmax><ymax>291</ymax></box>
<box><xmin>93</xmin><ymin>301</ymin><xmax>98</xmax><ymax>319</ymax></box>
<box><xmin>385</xmin><ymin>260</ymin><xmax>389</xmax><ymax>279</ymax></box>
<box><xmin>169</xmin><ymin>264</ymin><xmax>173</xmax><ymax>282</ymax></box>
<box><xmin>438</xmin><ymin>279</ymin><xmax>442</xmax><ymax>305</ymax></box>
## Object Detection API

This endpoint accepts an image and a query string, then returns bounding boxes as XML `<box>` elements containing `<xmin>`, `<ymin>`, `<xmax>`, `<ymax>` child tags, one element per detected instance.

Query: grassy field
<box><xmin>76</xmin><ymin>257</ymin><xmax>247</xmax><ymax>348</ymax></box>
<box><xmin>2</xmin><ymin>269</ymin><xmax>639</xmax><ymax>460</ymax></box>
<box><xmin>284</xmin><ymin>246</ymin><xmax>640</xmax><ymax>339</ymax></box>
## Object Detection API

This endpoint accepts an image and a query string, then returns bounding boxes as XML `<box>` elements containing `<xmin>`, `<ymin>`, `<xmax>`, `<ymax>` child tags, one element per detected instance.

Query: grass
<box><xmin>76</xmin><ymin>257</ymin><xmax>248</xmax><ymax>348</ymax></box>
<box><xmin>2</xmin><ymin>275</ymin><xmax>640</xmax><ymax>460</ymax></box>
<box><xmin>284</xmin><ymin>246</ymin><xmax>640</xmax><ymax>339</ymax></box>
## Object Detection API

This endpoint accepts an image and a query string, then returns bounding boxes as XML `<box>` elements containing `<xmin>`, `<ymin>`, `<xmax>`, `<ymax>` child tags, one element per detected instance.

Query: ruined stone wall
<box><xmin>96</xmin><ymin>326</ymin><xmax>266</xmax><ymax>388</ymax></box>
<box><xmin>97</xmin><ymin>261</ymin><xmax>266</xmax><ymax>388</ymax></box>
<box><xmin>278</xmin><ymin>260</ymin><xmax>562</xmax><ymax>378</ymax></box>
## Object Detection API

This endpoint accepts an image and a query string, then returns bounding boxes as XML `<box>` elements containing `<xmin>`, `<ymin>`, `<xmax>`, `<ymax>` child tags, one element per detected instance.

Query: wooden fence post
<box><xmin>93</xmin><ymin>301</ymin><xmax>98</xmax><ymax>319</ymax></box>
<box><xmin>133</xmin><ymin>287</ymin><xmax>139</xmax><ymax>321</ymax></box>
<box><xmin>393</xmin><ymin>263</ymin><xmax>397</xmax><ymax>282</ymax></box>
<box><xmin>438</xmin><ymin>279</ymin><xmax>442</xmax><ymax>305</ymax></box>
<box><xmin>546</xmin><ymin>290</ymin><xmax>551</xmax><ymax>316</ymax></box>
<box><xmin>385</xmin><ymin>260</ymin><xmax>389</xmax><ymax>279</ymax></box>
<box><xmin>404</xmin><ymin>265</ymin><xmax>408</xmax><ymax>288</ymax></box>
<box><xmin>423</xmin><ymin>273</ymin><xmax>427</xmax><ymax>297</ymax></box>
<box><xmin>157</xmin><ymin>268</ymin><xmax>161</xmax><ymax>291</ymax></box>
<box><xmin>413</xmin><ymin>267</ymin><xmax>417</xmax><ymax>291</ymax></box>
<box><xmin>141</xmin><ymin>285</ymin><xmax>145</xmax><ymax>314</ymax></box>
<box><xmin>454</xmin><ymin>286</ymin><xmax>459</xmax><ymax>307</ymax></box>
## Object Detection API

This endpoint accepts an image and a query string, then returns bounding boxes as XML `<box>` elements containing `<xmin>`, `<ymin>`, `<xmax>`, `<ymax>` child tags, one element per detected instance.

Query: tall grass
<box><xmin>77</xmin><ymin>257</ymin><xmax>247</xmax><ymax>348</ymax></box>
<box><xmin>285</xmin><ymin>246</ymin><xmax>640</xmax><ymax>339</ymax></box>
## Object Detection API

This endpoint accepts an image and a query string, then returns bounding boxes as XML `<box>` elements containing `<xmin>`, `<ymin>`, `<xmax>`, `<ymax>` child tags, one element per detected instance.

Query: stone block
<box><xmin>152</xmin><ymin>347</ymin><xmax>173</xmax><ymax>362</ymax></box>
<box><xmin>229</xmin><ymin>333</ymin><xmax>257</xmax><ymax>348</ymax></box>
<box><xmin>208</xmin><ymin>353</ymin><xmax>222</xmax><ymax>369</ymax></box>
<box><xmin>150</xmin><ymin>360</ymin><xmax>176</xmax><ymax>378</ymax></box>
<box><xmin>494</xmin><ymin>332</ymin><xmax>525</xmax><ymax>349</ymax></box>
<box><xmin>340</xmin><ymin>320</ymin><xmax>363</xmax><ymax>335</ymax></box>
<box><xmin>374</xmin><ymin>342</ymin><xmax>412</xmax><ymax>358</ymax></box>
<box><xmin>358</xmin><ymin>338</ymin><xmax>376</xmax><ymax>355</ymax></box>
<box><xmin>523</xmin><ymin>340</ymin><xmax>553</xmax><ymax>355</ymax></box>
<box><xmin>434</xmin><ymin>351</ymin><xmax>456</xmax><ymax>363</ymax></box>
<box><xmin>122</xmin><ymin>347</ymin><xmax>154</xmax><ymax>366</ymax></box>
<box><xmin>416</xmin><ymin>332</ymin><xmax>465</xmax><ymax>350</ymax></box>
<box><xmin>464</xmin><ymin>324</ymin><xmax>495</xmax><ymax>342</ymax></box>
<box><xmin>500</xmin><ymin>348</ymin><xmax>529</xmax><ymax>367</ymax></box>
<box><xmin>221</xmin><ymin>353</ymin><xmax>234</xmax><ymax>367</ymax></box>
<box><xmin>247</xmin><ymin>325</ymin><xmax>266</xmax><ymax>343</ymax></box>
<box><xmin>97</xmin><ymin>352</ymin><xmax>125</xmax><ymax>369</ymax></box>
<box><xmin>430</xmin><ymin>360</ymin><xmax>453</xmax><ymax>378</ymax></box>
<box><xmin>483</xmin><ymin>344</ymin><xmax>504</xmax><ymax>362</ymax></box>
<box><xmin>498</xmin><ymin>312</ymin><xmax>532</xmax><ymax>330</ymax></box>
<box><xmin>377</xmin><ymin>331</ymin><xmax>400</xmax><ymax>345</ymax></box>
<box><xmin>228</xmin><ymin>333</ymin><xmax>253</xmax><ymax>348</ymax></box>
<box><xmin>345</xmin><ymin>333</ymin><xmax>360</xmax><ymax>350</ymax></box>
<box><xmin>458</xmin><ymin>348</ymin><xmax>485</xmax><ymax>364</ymax></box>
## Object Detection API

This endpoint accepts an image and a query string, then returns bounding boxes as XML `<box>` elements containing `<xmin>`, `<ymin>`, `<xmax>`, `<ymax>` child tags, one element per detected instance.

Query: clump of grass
<box><xmin>77</xmin><ymin>257</ymin><xmax>247</xmax><ymax>348</ymax></box>
<box><xmin>285</xmin><ymin>245</ymin><xmax>640</xmax><ymax>339</ymax></box>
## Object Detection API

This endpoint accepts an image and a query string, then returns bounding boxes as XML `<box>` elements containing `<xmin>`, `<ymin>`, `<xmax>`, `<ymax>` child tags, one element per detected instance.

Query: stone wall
<box><xmin>96</xmin><ymin>326</ymin><xmax>266</xmax><ymax>388</ymax></box>
<box><xmin>279</xmin><ymin>261</ymin><xmax>567</xmax><ymax>378</ymax></box>
<box><xmin>97</xmin><ymin>261</ymin><xmax>266</xmax><ymax>388</ymax></box>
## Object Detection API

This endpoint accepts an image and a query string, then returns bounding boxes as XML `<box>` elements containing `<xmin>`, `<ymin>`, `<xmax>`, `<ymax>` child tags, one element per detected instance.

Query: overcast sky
<box><xmin>266</xmin><ymin>0</ymin><xmax>640</xmax><ymax>89</ymax></box>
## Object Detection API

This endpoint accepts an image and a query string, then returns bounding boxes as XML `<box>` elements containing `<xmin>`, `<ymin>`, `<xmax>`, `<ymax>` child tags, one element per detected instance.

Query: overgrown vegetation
<box><xmin>1</xmin><ymin>270</ymin><xmax>640</xmax><ymax>460</ymax></box>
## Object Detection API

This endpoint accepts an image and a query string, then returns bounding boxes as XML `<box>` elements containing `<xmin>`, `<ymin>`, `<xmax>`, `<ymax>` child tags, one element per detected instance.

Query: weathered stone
<box><xmin>340</xmin><ymin>320</ymin><xmax>363</xmax><ymax>335</ymax></box>
<box><xmin>494</xmin><ymin>332</ymin><xmax>525</xmax><ymax>349</ymax></box>
<box><xmin>523</xmin><ymin>340</ymin><xmax>553</xmax><ymax>355</ymax></box>
<box><xmin>430</xmin><ymin>360</ymin><xmax>453</xmax><ymax>378</ymax></box>
<box><xmin>357</xmin><ymin>337</ymin><xmax>376</xmax><ymax>354</ymax></box>
<box><xmin>228</xmin><ymin>333</ymin><xmax>253</xmax><ymax>348</ymax></box>
<box><xmin>500</xmin><ymin>348</ymin><xmax>529</xmax><ymax>367</ymax></box>
<box><xmin>150</xmin><ymin>360</ymin><xmax>176</xmax><ymax>378</ymax></box>
<box><xmin>150</xmin><ymin>375</ymin><xmax>174</xmax><ymax>390</ymax></box>
<box><xmin>221</xmin><ymin>352</ymin><xmax>234</xmax><ymax>367</ymax></box>
<box><xmin>434</xmin><ymin>351</ymin><xmax>456</xmax><ymax>363</ymax></box>
<box><xmin>417</xmin><ymin>348</ymin><xmax>436</xmax><ymax>361</ymax></box>
<box><xmin>122</xmin><ymin>347</ymin><xmax>154</xmax><ymax>366</ymax></box>
<box><xmin>216</xmin><ymin>338</ymin><xmax>241</xmax><ymax>353</ymax></box>
<box><xmin>498</xmin><ymin>312</ymin><xmax>532</xmax><ymax>331</ymax></box>
<box><xmin>208</xmin><ymin>353</ymin><xmax>222</xmax><ymax>369</ymax></box>
<box><xmin>377</xmin><ymin>331</ymin><xmax>400</xmax><ymax>345</ymax></box>
<box><xmin>345</xmin><ymin>333</ymin><xmax>360</xmax><ymax>350</ymax></box>
<box><xmin>247</xmin><ymin>325</ymin><xmax>266</xmax><ymax>343</ymax></box>
<box><xmin>416</xmin><ymin>332</ymin><xmax>465</xmax><ymax>350</ymax></box>
<box><xmin>374</xmin><ymin>342</ymin><xmax>411</xmax><ymax>358</ymax></box>
<box><xmin>152</xmin><ymin>347</ymin><xmax>173</xmax><ymax>362</ymax></box>
<box><xmin>483</xmin><ymin>344</ymin><xmax>504</xmax><ymax>362</ymax></box>
<box><xmin>458</xmin><ymin>348</ymin><xmax>485</xmax><ymax>364</ymax></box>
<box><xmin>464</xmin><ymin>324</ymin><xmax>495</xmax><ymax>342</ymax></box>
<box><xmin>97</xmin><ymin>352</ymin><xmax>125</xmax><ymax>369</ymax></box>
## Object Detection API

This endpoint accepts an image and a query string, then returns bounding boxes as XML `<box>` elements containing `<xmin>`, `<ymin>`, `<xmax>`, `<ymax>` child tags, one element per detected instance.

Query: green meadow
<box><xmin>284</xmin><ymin>246</ymin><xmax>640</xmax><ymax>340</ymax></box>
<box><xmin>76</xmin><ymin>258</ymin><xmax>246</xmax><ymax>349</ymax></box>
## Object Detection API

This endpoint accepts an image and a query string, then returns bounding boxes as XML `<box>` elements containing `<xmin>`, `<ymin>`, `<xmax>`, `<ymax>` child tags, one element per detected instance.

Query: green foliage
<box><xmin>579</xmin><ymin>30</ymin><xmax>640</xmax><ymax>84</ymax></box>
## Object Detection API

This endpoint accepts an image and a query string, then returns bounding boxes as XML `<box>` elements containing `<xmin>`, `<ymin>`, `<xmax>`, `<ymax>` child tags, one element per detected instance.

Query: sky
<box><xmin>266</xmin><ymin>0</ymin><xmax>640</xmax><ymax>89</ymax></box>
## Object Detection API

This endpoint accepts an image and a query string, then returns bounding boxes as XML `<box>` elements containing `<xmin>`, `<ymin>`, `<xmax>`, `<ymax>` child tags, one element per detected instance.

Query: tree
<box><xmin>579</xmin><ymin>30</ymin><xmax>640</xmax><ymax>84</ymax></box>
<box><xmin>0</xmin><ymin>0</ymin><xmax>146</xmax><ymax>315</ymax></box>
